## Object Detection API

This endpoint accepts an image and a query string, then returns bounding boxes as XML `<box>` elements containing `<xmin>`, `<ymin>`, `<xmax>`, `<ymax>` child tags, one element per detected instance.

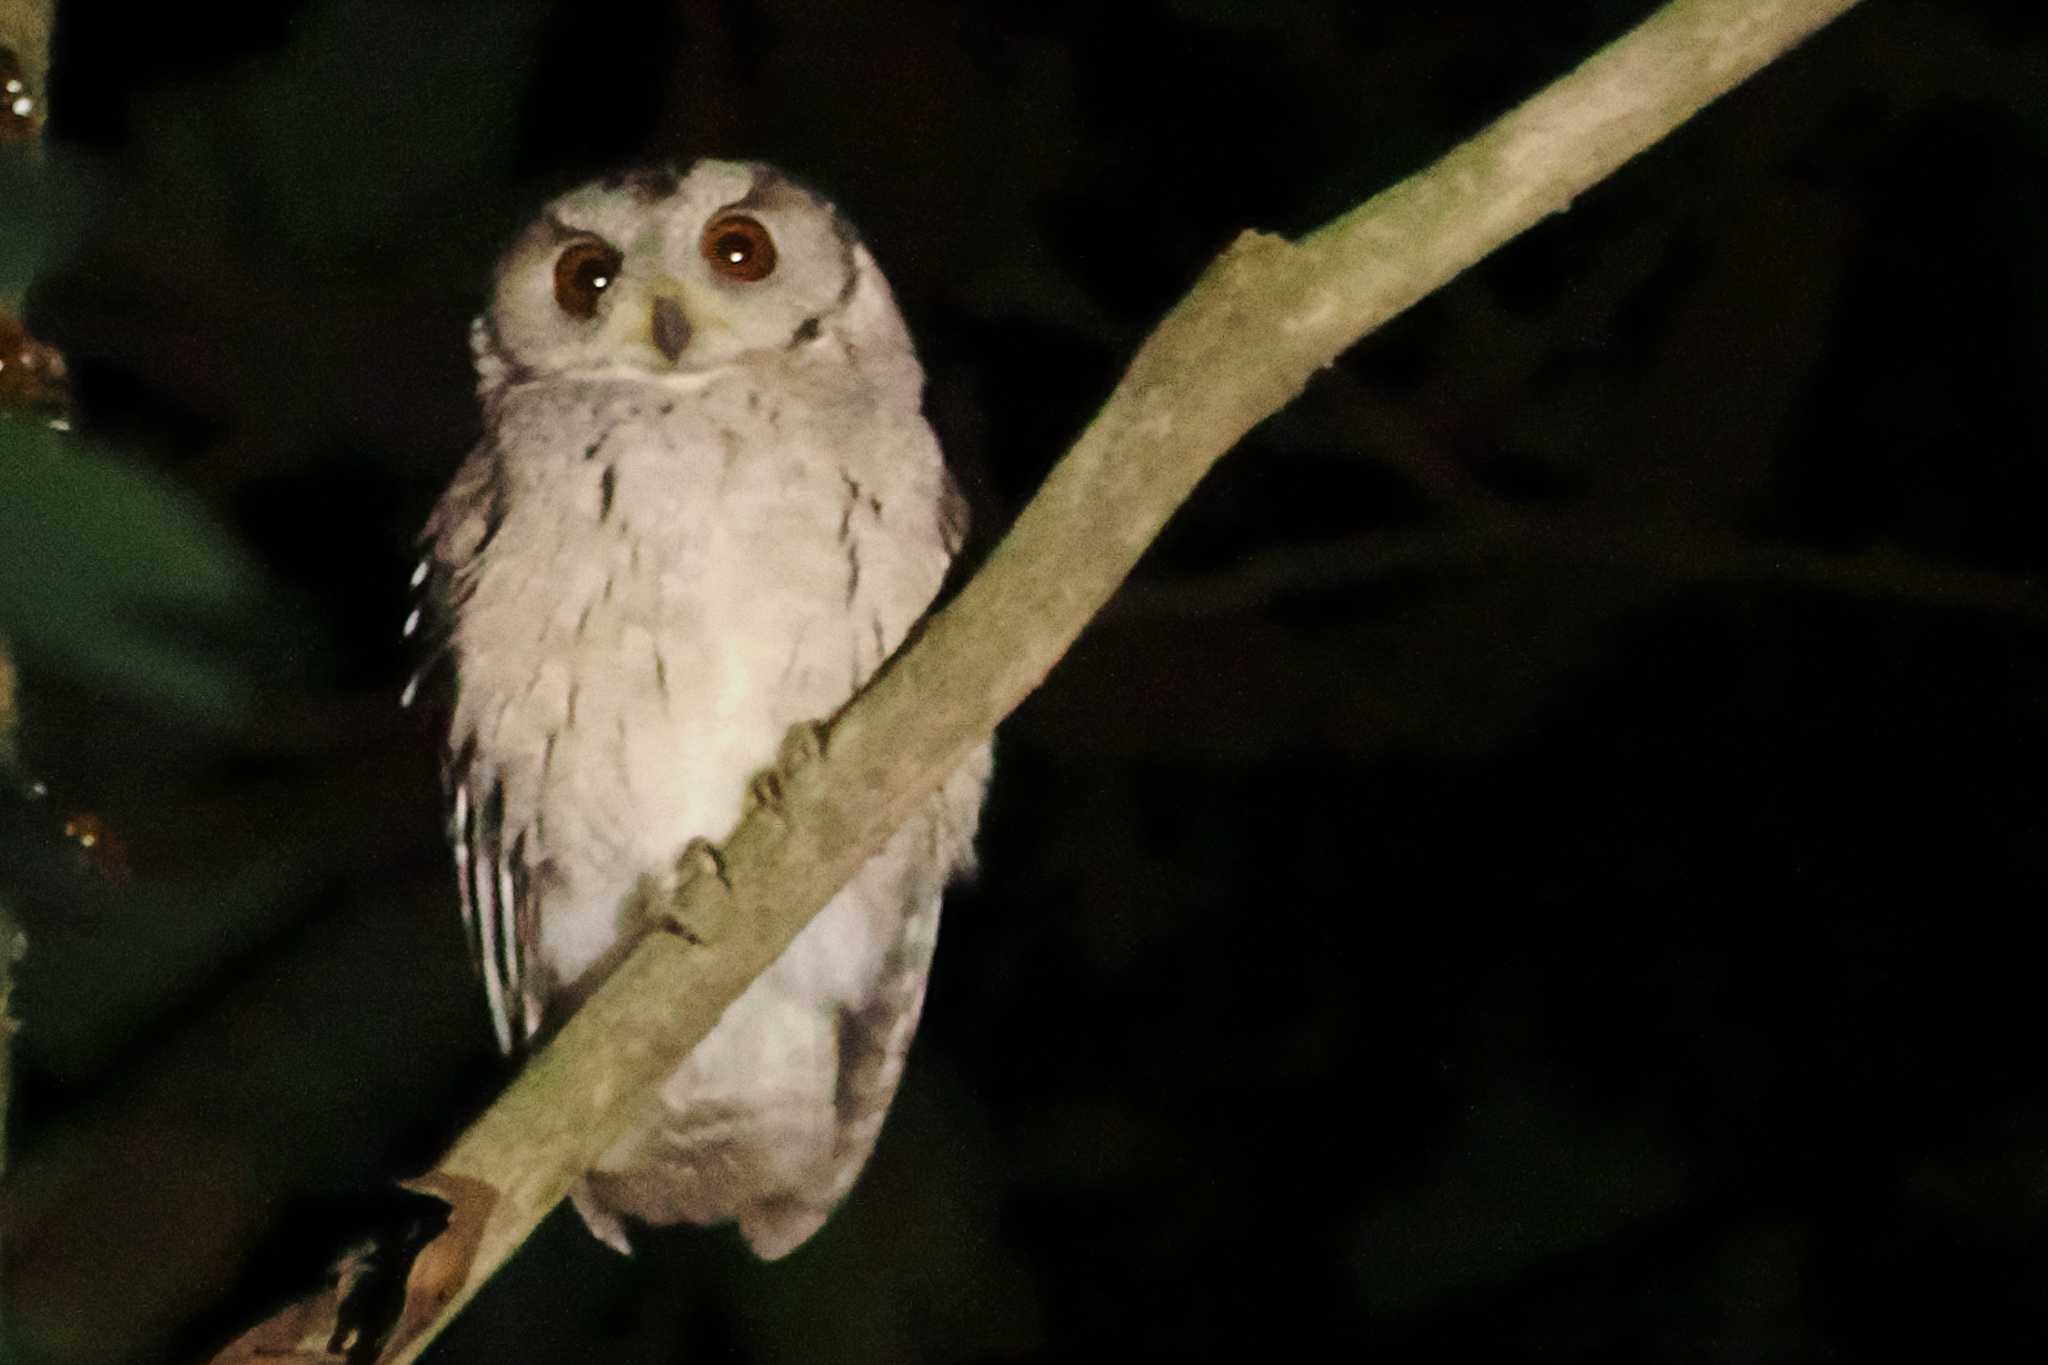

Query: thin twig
<box><xmin>206</xmin><ymin>1</ymin><xmax>1867</xmax><ymax>1360</ymax></box>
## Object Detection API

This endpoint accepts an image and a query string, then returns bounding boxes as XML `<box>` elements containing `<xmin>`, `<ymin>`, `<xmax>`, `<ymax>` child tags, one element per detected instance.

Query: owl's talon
<box><xmin>743</xmin><ymin>720</ymin><xmax>830</xmax><ymax>820</ymax></box>
<box><xmin>746</xmin><ymin>768</ymin><xmax>787</xmax><ymax>818</ymax></box>
<box><xmin>779</xmin><ymin>719</ymin><xmax>829</xmax><ymax>772</ymax></box>
<box><xmin>657</xmin><ymin>838</ymin><xmax>734</xmax><ymax>944</ymax></box>
<box><xmin>679</xmin><ymin>836</ymin><xmax>731</xmax><ymax>890</ymax></box>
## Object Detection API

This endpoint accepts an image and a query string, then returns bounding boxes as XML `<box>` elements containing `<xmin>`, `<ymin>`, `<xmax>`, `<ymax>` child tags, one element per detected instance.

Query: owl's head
<box><xmin>475</xmin><ymin>160</ymin><xmax>911</xmax><ymax>388</ymax></box>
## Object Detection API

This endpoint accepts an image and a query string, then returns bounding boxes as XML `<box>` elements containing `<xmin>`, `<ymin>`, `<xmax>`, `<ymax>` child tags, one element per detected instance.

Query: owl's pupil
<box><xmin>716</xmin><ymin>234</ymin><xmax>750</xmax><ymax>264</ymax></box>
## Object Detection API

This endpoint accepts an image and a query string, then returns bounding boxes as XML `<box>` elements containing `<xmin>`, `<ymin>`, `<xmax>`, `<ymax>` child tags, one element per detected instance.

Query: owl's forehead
<box><xmin>547</xmin><ymin>160</ymin><xmax>804</xmax><ymax>254</ymax></box>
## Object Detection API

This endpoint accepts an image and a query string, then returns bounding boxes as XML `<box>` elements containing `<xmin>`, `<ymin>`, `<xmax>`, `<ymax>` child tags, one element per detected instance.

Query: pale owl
<box><xmin>411</xmin><ymin>159</ymin><xmax>991</xmax><ymax>1259</ymax></box>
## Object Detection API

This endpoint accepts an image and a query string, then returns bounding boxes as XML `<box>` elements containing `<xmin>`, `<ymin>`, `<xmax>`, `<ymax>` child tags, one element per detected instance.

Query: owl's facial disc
<box><xmin>487</xmin><ymin>160</ymin><xmax>869</xmax><ymax>383</ymax></box>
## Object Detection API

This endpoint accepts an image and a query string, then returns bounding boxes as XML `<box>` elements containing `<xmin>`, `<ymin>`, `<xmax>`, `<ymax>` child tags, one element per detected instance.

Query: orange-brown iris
<box><xmin>700</xmin><ymin>214</ymin><xmax>777</xmax><ymax>283</ymax></box>
<box><xmin>553</xmin><ymin>239</ymin><xmax>623</xmax><ymax>319</ymax></box>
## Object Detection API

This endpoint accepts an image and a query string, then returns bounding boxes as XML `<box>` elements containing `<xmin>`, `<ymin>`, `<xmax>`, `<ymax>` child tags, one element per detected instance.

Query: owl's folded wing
<box><xmin>410</xmin><ymin>443</ymin><xmax>542</xmax><ymax>1056</ymax></box>
<box><xmin>447</xmin><ymin>738</ymin><xmax>540</xmax><ymax>1054</ymax></box>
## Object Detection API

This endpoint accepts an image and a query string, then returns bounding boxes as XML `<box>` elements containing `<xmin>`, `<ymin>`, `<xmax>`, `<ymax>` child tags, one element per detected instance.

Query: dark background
<box><xmin>2</xmin><ymin>0</ymin><xmax>2046</xmax><ymax>1359</ymax></box>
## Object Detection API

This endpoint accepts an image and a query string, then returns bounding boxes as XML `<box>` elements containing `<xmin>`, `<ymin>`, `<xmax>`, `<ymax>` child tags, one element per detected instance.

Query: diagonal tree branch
<box><xmin>210</xmin><ymin>0</ymin><xmax>1866</xmax><ymax>1359</ymax></box>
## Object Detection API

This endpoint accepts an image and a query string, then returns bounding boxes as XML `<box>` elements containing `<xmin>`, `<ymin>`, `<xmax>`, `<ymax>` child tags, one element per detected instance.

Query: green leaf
<box><xmin>0</xmin><ymin>415</ymin><xmax>263</xmax><ymax>719</ymax></box>
<box><xmin>0</xmin><ymin>152</ymin><xmax>90</xmax><ymax>295</ymax></box>
<box><xmin>128</xmin><ymin>0</ymin><xmax>549</xmax><ymax>267</ymax></box>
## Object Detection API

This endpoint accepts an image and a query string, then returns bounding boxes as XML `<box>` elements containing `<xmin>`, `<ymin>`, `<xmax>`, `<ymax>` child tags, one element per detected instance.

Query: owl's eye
<box><xmin>553</xmin><ymin>239</ymin><xmax>623</xmax><ymax>320</ymax></box>
<box><xmin>700</xmin><ymin>214</ymin><xmax>777</xmax><ymax>283</ymax></box>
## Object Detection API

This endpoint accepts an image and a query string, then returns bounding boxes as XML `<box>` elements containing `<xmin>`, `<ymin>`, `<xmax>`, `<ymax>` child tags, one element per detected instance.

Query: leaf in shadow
<box><xmin>122</xmin><ymin>0</ymin><xmax>549</xmax><ymax>269</ymax></box>
<box><xmin>0</xmin><ymin>414</ymin><xmax>266</xmax><ymax>720</ymax></box>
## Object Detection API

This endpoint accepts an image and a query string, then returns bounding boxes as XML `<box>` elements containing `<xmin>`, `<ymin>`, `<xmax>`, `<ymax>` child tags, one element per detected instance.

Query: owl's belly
<box><xmin>504</xmin><ymin>538</ymin><xmax>932</xmax><ymax>1253</ymax></box>
<box><xmin>510</xmin><ymin>543</ymin><xmax>878</xmax><ymax>989</ymax></box>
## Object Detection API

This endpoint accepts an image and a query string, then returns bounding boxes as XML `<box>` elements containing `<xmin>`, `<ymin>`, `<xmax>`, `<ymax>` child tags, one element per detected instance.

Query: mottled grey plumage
<box><xmin>414</xmin><ymin>159</ymin><xmax>990</xmax><ymax>1258</ymax></box>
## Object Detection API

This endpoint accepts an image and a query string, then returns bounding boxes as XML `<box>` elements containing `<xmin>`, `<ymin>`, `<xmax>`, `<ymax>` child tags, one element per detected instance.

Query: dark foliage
<box><xmin>3</xmin><ymin>0</ymin><xmax>2046</xmax><ymax>1359</ymax></box>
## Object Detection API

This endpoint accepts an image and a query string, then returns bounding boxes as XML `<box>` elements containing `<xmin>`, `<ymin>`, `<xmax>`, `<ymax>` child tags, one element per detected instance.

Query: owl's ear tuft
<box><xmin>602</xmin><ymin>163</ymin><xmax>682</xmax><ymax>202</ymax></box>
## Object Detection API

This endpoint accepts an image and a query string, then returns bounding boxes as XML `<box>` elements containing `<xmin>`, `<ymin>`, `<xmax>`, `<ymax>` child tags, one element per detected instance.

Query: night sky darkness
<box><xmin>3</xmin><ymin>0</ymin><xmax>2047</xmax><ymax>1360</ymax></box>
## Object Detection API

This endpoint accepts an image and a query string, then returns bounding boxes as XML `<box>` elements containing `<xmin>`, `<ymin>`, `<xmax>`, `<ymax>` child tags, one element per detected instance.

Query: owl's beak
<box><xmin>650</xmin><ymin>296</ymin><xmax>692</xmax><ymax>362</ymax></box>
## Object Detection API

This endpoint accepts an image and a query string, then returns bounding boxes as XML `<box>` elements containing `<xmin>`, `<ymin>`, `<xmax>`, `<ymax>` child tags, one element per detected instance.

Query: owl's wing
<box><xmin>820</xmin><ymin>887</ymin><xmax>942</xmax><ymax>1207</ymax></box>
<box><xmin>699</xmin><ymin>883</ymin><xmax>943</xmax><ymax>1261</ymax></box>
<box><xmin>445</xmin><ymin>734</ymin><xmax>540</xmax><ymax>1055</ymax></box>
<box><xmin>411</xmin><ymin>444</ymin><xmax>542</xmax><ymax>1056</ymax></box>
<box><xmin>813</xmin><ymin>745</ymin><xmax>990</xmax><ymax>1216</ymax></box>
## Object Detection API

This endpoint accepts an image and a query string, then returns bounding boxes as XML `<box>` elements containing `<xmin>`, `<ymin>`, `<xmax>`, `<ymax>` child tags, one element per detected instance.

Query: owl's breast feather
<box><xmin>453</xmin><ymin>374</ymin><xmax>950</xmax><ymax>989</ymax></box>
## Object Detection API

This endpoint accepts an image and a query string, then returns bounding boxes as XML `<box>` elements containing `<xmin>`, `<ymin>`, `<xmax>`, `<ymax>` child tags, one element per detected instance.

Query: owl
<box><xmin>411</xmin><ymin>159</ymin><xmax>991</xmax><ymax>1259</ymax></box>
